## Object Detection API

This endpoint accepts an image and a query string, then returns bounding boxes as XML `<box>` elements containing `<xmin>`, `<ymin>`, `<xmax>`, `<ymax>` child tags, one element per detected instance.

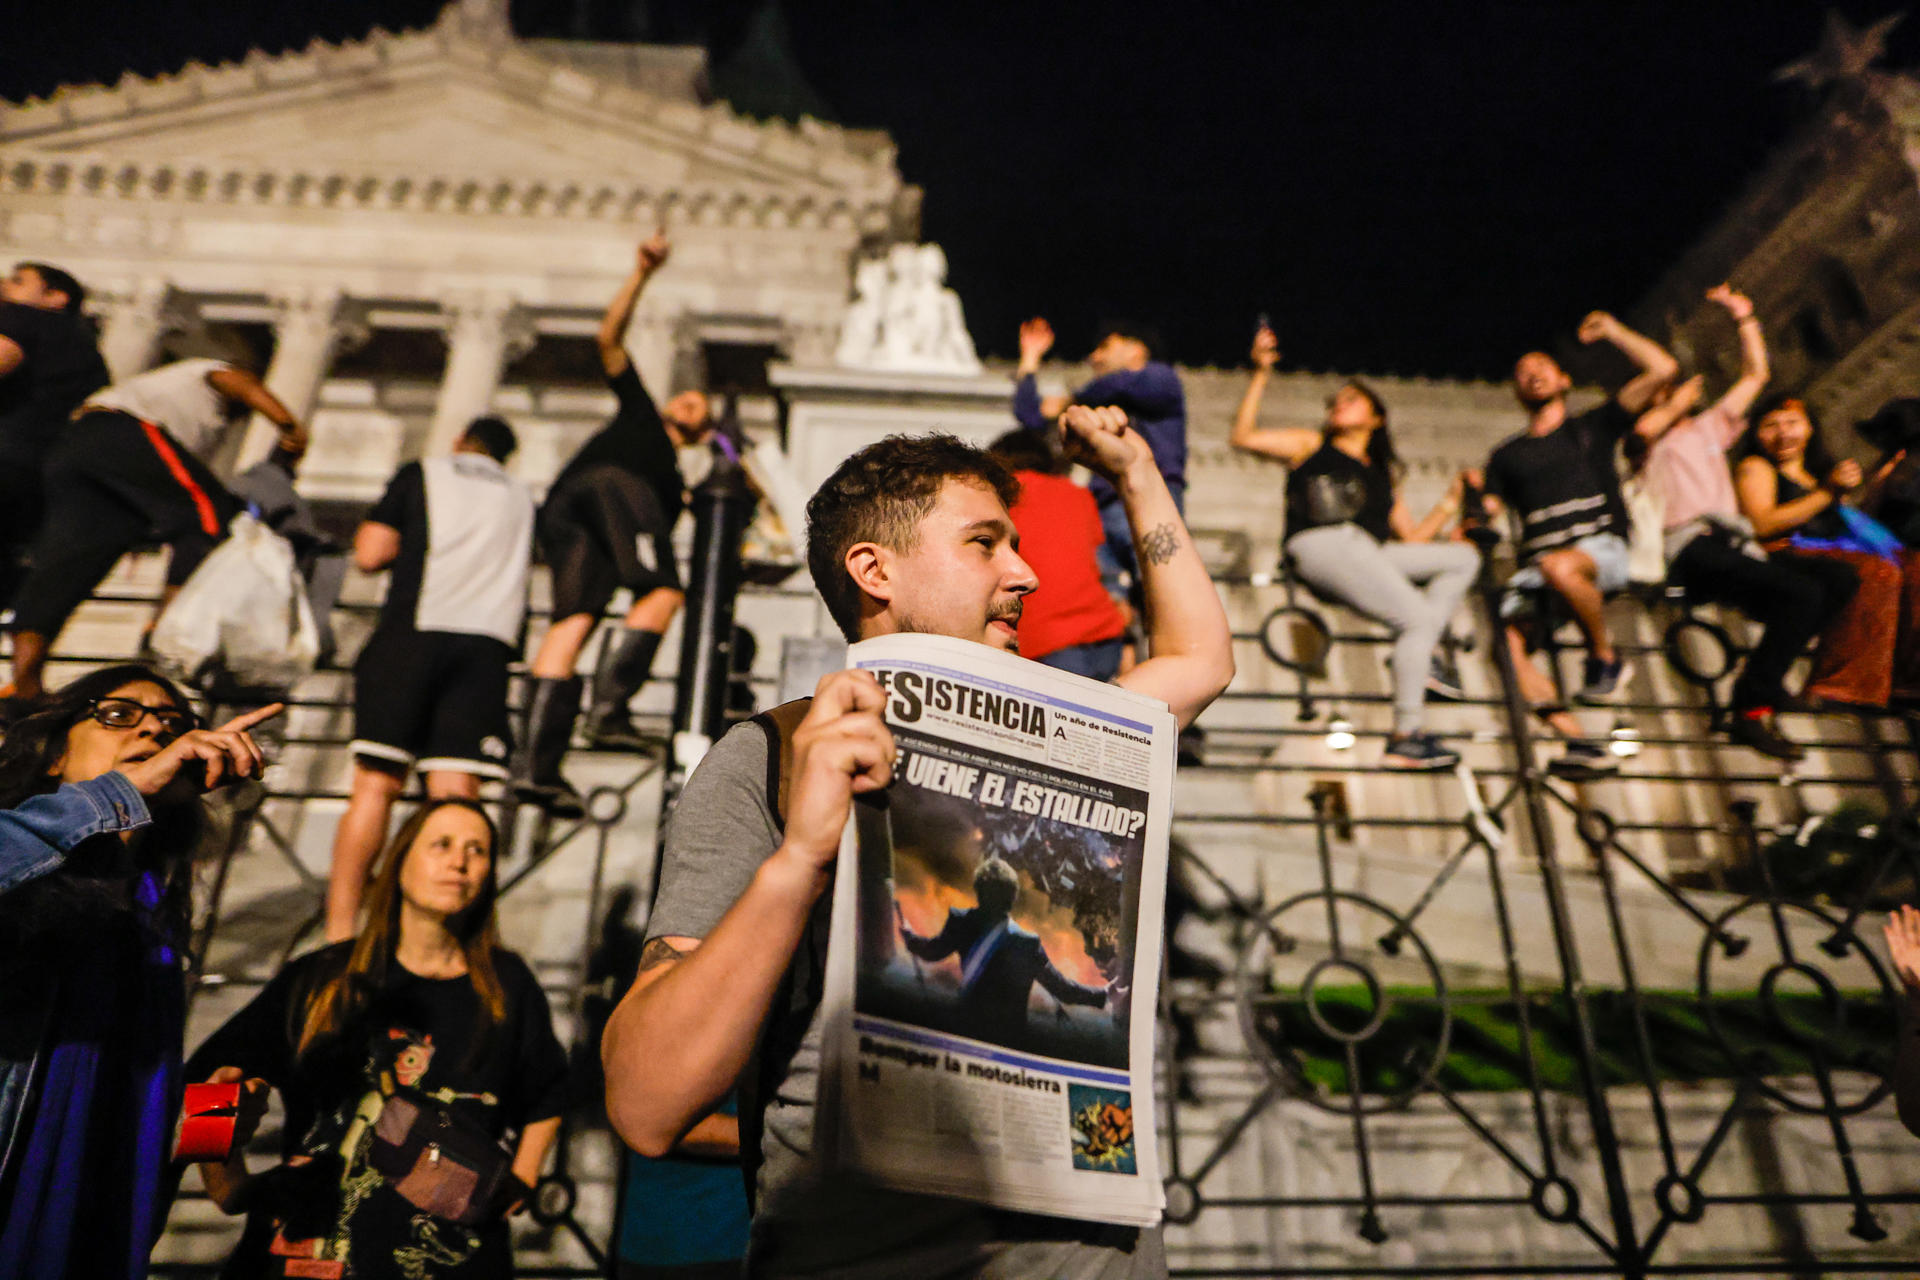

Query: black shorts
<box><xmin>351</xmin><ymin>627</ymin><xmax>514</xmax><ymax>778</ymax></box>
<box><xmin>538</xmin><ymin>465</ymin><xmax>680</xmax><ymax>620</ymax></box>
<box><xmin>10</xmin><ymin>409</ymin><xmax>241</xmax><ymax>636</ymax></box>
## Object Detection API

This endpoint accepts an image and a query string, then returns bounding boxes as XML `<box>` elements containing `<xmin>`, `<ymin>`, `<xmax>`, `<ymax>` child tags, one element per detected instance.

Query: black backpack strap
<box><xmin>736</xmin><ymin>698</ymin><xmax>814</xmax><ymax>1213</ymax></box>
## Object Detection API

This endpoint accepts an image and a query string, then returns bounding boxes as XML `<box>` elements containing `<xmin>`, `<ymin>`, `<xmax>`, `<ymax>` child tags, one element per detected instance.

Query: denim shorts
<box><xmin>1500</xmin><ymin>532</ymin><xmax>1631</xmax><ymax>620</ymax></box>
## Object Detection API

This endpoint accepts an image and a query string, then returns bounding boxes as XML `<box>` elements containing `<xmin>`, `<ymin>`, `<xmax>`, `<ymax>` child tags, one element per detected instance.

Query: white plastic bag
<box><xmin>150</xmin><ymin>513</ymin><xmax>321</xmax><ymax>690</ymax></box>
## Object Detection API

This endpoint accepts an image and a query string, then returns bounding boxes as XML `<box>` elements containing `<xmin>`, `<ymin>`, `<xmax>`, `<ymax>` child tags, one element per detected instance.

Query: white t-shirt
<box><xmin>366</xmin><ymin>454</ymin><xmax>534</xmax><ymax>646</ymax></box>
<box><xmin>86</xmin><ymin>358</ymin><xmax>235</xmax><ymax>456</ymax></box>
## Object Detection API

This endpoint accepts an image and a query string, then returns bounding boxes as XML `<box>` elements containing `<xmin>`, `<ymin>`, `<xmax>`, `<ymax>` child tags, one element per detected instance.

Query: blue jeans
<box><xmin>1038</xmin><ymin>636</ymin><xmax>1126</xmax><ymax>682</ymax></box>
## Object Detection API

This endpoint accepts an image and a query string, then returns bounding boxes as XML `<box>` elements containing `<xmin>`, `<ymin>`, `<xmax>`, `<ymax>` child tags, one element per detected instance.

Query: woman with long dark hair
<box><xmin>1230</xmin><ymin>324</ymin><xmax>1478</xmax><ymax>769</ymax></box>
<box><xmin>189</xmin><ymin>798</ymin><xmax>566</xmax><ymax>1278</ymax></box>
<box><xmin>1735</xmin><ymin>394</ymin><xmax>1920</xmax><ymax>706</ymax></box>
<box><xmin>0</xmin><ymin>663</ymin><xmax>275</xmax><ymax>1278</ymax></box>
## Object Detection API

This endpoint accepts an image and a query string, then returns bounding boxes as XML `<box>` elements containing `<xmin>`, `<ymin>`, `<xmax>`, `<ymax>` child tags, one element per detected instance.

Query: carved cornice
<box><xmin>0</xmin><ymin>2</ymin><xmax>896</xmax><ymax>193</ymax></box>
<box><xmin>0</xmin><ymin>150</ymin><xmax>896</xmax><ymax>234</ymax></box>
<box><xmin>1805</xmin><ymin>295</ymin><xmax>1920</xmax><ymax>425</ymax></box>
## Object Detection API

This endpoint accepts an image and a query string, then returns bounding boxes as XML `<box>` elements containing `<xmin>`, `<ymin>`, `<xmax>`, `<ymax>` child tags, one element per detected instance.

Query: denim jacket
<box><xmin>0</xmin><ymin>773</ymin><xmax>151</xmax><ymax>1180</ymax></box>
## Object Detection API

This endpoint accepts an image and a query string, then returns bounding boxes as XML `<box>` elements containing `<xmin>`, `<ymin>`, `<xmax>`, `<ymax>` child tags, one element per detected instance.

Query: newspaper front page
<box><xmin>817</xmin><ymin>633</ymin><xmax>1174</xmax><ymax>1227</ymax></box>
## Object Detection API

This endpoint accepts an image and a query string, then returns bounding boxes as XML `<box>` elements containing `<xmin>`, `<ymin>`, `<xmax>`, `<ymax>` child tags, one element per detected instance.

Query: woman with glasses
<box><xmin>0</xmin><ymin>663</ymin><xmax>276</xmax><ymax>1278</ymax></box>
<box><xmin>1230</xmin><ymin>325</ymin><xmax>1478</xmax><ymax>769</ymax></box>
<box><xmin>187</xmin><ymin>798</ymin><xmax>565</xmax><ymax>1279</ymax></box>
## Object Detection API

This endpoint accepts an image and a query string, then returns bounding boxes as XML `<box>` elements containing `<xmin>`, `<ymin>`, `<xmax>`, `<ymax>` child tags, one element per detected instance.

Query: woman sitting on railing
<box><xmin>0</xmin><ymin>665</ymin><xmax>274</xmax><ymax>1278</ymax></box>
<box><xmin>1231</xmin><ymin>323</ymin><xmax>1477</xmax><ymax>770</ymax></box>
<box><xmin>1734</xmin><ymin>395</ymin><xmax>1919</xmax><ymax>708</ymax></box>
<box><xmin>189</xmin><ymin>798</ymin><xmax>566</xmax><ymax>1278</ymax></box>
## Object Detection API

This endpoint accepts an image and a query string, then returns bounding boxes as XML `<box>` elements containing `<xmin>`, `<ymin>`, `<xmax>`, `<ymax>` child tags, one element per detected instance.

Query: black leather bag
<box><xmin>366</xmin><ymin>1088</ymin><xmax>527</xmax><ymax>1227</ymax></box>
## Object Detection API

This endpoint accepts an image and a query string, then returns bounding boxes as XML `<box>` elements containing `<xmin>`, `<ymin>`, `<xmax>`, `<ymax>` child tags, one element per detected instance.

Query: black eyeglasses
<box><xmin>88</xmin><ymin>697</ymin><xmax>199</xmax><ymax>741</ymax></box>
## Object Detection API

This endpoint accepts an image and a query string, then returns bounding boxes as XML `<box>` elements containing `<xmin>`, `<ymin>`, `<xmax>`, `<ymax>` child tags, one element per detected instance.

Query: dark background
<box><xmin>6</xmin><ymin>1</ymin><xmax>1914</xmax><ymax>378</ymax></box>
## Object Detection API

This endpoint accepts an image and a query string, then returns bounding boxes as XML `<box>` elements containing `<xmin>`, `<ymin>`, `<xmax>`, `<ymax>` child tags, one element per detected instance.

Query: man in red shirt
<box><xmin>988</xmin><ymin>430</ymin><xmax>1129</xmax><ymax>681</ymax></box>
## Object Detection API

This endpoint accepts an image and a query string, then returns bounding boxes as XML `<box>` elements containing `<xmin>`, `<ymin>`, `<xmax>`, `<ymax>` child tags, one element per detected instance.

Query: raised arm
<box><xmin>601</xmin><ymin>672</ymin><xmax>895</xmax><ymax>1157</ymax></box>
<box><xmin>1013</xmin><ymin>317</ymin><xmax>1070</xmax><ymax>428</ymax></box>
<box><xmin>1631</xmin><ymin>375</ymin><xmax>1706</xmax><ymax>446</ymax></box>
<box><xmin>598</xmin><ymin>232</ymin><xmax>669</xmax><ymax>379</ymax></box>
<box><xmin>208</xmin><ymin>366</ymin><xmax>308</xmax><ymax>458</ymax></box>
<box><xmin>1061</xmin><ymin>406</ymin><xmax>1233</xmax><ymax>727</ymax></box>
<box><xmin>1229</xmin><ymin>326</ymin><xmax>1320</xmax><ymax>464</ymax></box>
<box><xmin>1704</xmin><ymin>284</ymin><xmax>1770</xmax><ymax>423</ymax></box>
<box><xmin>1578</xmin><ymin>310</ymin><xmax>1679</xmax><ymax>415</ymax></box>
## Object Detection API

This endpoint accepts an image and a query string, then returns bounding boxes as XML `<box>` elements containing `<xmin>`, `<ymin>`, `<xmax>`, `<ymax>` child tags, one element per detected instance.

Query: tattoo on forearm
<box><xmin>1137</xmin><ymin>522</ymin><xmax>1182</xmax><ymax>566</ymax></box>
<box><xmin>637</xmin><ymin>937</ymin><xmax>692</xmax><ymax>975</ymax></box>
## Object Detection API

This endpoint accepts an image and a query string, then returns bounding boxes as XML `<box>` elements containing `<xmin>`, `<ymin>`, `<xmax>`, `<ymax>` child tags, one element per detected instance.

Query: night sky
<box><xmin>5</xmin><ymin>1</ymin><xmax>1916</xmax><ymax>379</ymax></box>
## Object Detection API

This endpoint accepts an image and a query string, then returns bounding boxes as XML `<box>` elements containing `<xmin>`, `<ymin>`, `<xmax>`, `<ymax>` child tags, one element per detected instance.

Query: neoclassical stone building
<box><xmin>1633</xmin><ymin>15</ymin><xmax>1920</xmax><ymax>441</ymax></box>
<box><xmin>0</xmin><ymin>0</ymin><xmax>917</xmax><ymax>500</ymax></box>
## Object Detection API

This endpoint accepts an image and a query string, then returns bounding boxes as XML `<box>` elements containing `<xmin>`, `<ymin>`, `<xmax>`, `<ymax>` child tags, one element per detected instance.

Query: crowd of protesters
<box><xmin>3</xmin><ymin>235</ymin><xmax>1920</xmax><ymax>1279</ymax></box>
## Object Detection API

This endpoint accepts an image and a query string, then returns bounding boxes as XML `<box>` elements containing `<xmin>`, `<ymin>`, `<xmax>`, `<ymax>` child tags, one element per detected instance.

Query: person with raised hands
<box><xmin>0</xmin><ymin>665</ymin><xmax>277</xmax><ymax>1278</ymax></box>
<box><xmin>1231</xmin><ymin>323</ymin><xmax>1479</xmax><ymax>770</ymax></box>
<box><xmin>1628</xmin><ymin>284</ymin><xmax>1858</xmax><ymax>759</ymax></box>
<box><xmin>601</xmin><ymin>406</ymin><xmax>1230</xmax><ymax>1278</ymax></box>
<box><xmin>1480</xmin><ymin>308</ymin><xmax>1680</xmax><ymax>777</ymax></box>
<box><xmin>516</xmin><ymin>231</ymin><xmax>720</xmax><ymax>815</ymax></box>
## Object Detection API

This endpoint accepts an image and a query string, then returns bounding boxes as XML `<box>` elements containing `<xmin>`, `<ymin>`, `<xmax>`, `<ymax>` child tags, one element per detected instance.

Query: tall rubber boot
<box><xmin>586</xmin><ymin>628</ymin><xmax>661</xmax><ymax>751</ymax></box>
<box><xmin>513</xmin><ymin>675</ymin><xmax>585</xmax><ymax>818</ymax></box>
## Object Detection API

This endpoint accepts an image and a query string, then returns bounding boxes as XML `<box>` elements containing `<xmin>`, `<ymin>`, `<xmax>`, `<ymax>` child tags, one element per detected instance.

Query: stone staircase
<box><xmin>49</xmin><ymin>538</ymin><xmax>1909</xmax><ymax>1274</ymax></box>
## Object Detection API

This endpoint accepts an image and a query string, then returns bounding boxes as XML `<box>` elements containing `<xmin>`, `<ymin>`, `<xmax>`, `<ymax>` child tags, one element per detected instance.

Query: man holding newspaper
<box><xmin>601</xmin><ymin>405</ymin><xmax>1232</xmax><ymax>1278</ymax></box>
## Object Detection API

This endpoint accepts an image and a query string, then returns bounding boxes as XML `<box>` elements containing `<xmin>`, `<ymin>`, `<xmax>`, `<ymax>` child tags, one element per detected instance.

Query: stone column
<box><xmin>426</xmin><ymin>294</ymin><xmax>533</xmax><ymax>457</ymax></box>
<box><xmin>96</xmin><ymin>278</ymin><xmax>175</xmax><ymax>382</ymax></box>
<box><xmin>236</xmin><ymin>288</ymin><xmax>363</xmax><ymax>468</ymax></box>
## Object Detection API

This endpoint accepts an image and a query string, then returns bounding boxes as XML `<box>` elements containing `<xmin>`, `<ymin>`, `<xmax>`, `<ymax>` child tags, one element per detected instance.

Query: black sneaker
<box><xmin>1726</xmin><ymin>710</ymin><xmax>1804</xmax><ymax>761</ymax></box>
<box><xmin>1574</xmin><ymin>656</ymin><xmax>1631</xmax><ymax>704</ymax></box>
<box><xmin>586</xmin><ymin>707</ymin><xmax>657</xmax><ymax>752</ymax></box>
<box><xmin>1383</xmin><ymin>732</ymin><xmax>1461</xmax><ymax>771</ymax></box>
<box><xmin>1548</xmin><ymin>739</ymin><xmax>1619</xmax><ymax>780</ymax></box>
<box><xmin>1425</xmin><ymin>651</ymin><xmax>1466</xmax><ymax>702</ymax></box>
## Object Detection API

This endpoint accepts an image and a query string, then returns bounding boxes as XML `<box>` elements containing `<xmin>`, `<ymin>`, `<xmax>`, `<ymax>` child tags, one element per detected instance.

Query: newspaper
<box><xmin>817</xmin><ymin>633</ymin><xmax>1174</xmax><ymax>1227</ymax></box>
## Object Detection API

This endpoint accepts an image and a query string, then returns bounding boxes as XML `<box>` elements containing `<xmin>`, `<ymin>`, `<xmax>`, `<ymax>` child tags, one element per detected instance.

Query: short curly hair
<box><xmin>805</xmin><ymin>433</ymin><xmax>1020</xmax><ymax>640</ymax></box>
<box><xmin>972</xmin><ymin>857</ymin><xmax>1020</xmax><ymax>916</ymax></box>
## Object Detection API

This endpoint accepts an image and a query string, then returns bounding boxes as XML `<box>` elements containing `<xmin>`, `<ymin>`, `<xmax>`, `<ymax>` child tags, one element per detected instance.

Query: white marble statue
<box><xmin>835</xmin><ymin>241</ymin><xmax>982</xmax><ymax>374</ymax></box>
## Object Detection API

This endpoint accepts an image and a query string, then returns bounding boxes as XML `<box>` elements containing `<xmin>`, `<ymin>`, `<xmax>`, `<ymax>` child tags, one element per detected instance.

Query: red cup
<box><xmin>174</xmin><ymin>1081</ymin><xmax>242</xmax><ymax>1161</ymax></box>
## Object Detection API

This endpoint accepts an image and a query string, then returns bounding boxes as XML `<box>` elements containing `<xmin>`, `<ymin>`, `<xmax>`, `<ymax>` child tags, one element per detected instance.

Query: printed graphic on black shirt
<box><xmin>261</xmin><ymin>1025</ymin><xmax>504</xmax><ymax>1277</ymax></box>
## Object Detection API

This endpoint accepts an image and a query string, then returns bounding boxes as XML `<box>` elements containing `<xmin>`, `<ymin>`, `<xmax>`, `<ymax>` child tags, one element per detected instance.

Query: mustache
<box><xmin>988</xmin><ymin>599</ymin><xmax>1024</xmax><ymax>624</ymax></box>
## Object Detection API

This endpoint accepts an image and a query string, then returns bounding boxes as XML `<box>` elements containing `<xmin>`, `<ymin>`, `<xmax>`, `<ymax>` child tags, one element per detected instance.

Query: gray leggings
<box><xmin>1286</xmin><ymin>524</ymin><xmax>1480</xmax><ymax>734</ymax></box>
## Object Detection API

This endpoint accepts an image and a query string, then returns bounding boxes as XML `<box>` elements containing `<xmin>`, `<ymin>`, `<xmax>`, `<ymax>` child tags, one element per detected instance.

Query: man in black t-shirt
<box><xmin>0</xmin><ymin>261</ymin><xmax>108</xmax><ymax>614</ymax></box>
<box><xmin>515</xmin><ymin>232</ymin><xmax>716</xmax><ymax>814</ymax></box>
<box><xmin>1480</xmin><ymin>310</ymin><xmax>1676</xmax><ymax>776</ymax></box>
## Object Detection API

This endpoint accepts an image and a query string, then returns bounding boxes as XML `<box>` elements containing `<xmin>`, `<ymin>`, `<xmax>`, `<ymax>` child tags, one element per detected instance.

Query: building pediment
<box><xmin>0</xmin><ymin>1</ymin><xmax>899</xmax><ymax>200</ymax></box>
